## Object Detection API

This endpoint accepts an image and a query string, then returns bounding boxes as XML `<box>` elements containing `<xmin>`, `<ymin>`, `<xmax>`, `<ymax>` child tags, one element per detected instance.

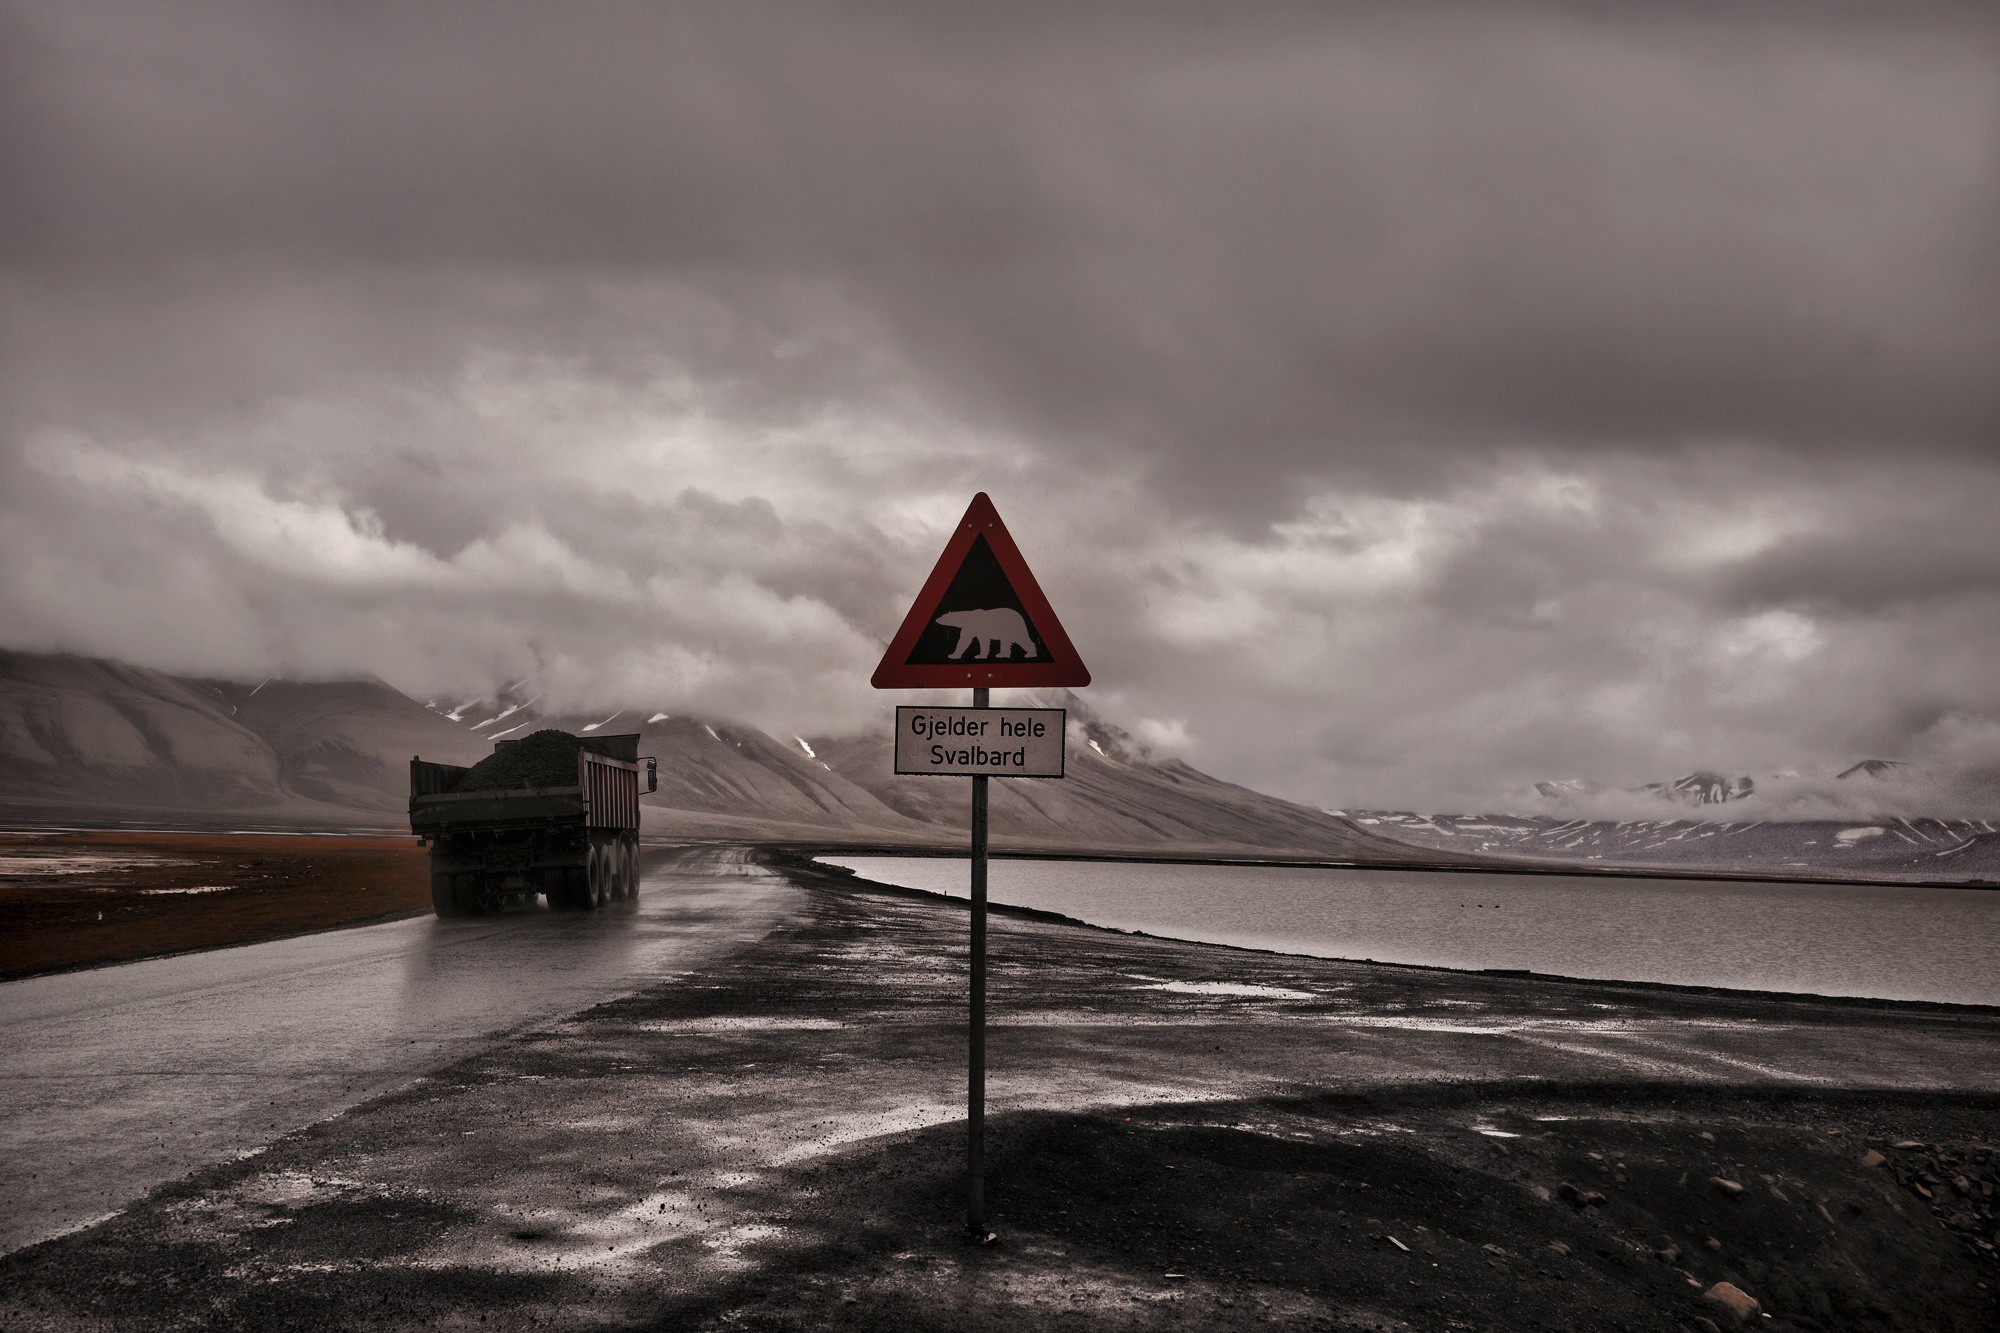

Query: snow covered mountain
<box><xmin>433</xmin><ymin>686</ymin><xmax>1449</xmax><ymax>861</ymax></box>
<box><xmin>1364</xmin><ymin>754</ymin><xmax>2000</xmax><ymax>882</ymax></box>
<box><xmin>1351</xmin><ymin>810</ymin><xmax>2000</xmax><ymax>882</ymax></box>
<box><xmin>1535</xmin><ymin>770</ymin><xmax>1759</xmax><ymax>807</ymax></box>
<box><xmin>15</xmin><ymin>647</ymin><xmax>1984</xmax><ymax>876</ymax></box>
<box><xmin>813</xmin><ymin>692</ymin><xmax>1440</xmax><ymax>859</ymax></box>
<box><xmin>1641</xmin><ymin>771</ymin><xmax>1757</xmax><ymax>805</ymax></box>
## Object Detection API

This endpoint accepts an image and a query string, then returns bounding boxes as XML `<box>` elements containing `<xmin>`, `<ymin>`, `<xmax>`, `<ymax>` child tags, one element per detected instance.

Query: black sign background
<box><xmin>903</xmin><ymin>535</ymin><xmax>1050</xmax><ymax>665</ymax></box>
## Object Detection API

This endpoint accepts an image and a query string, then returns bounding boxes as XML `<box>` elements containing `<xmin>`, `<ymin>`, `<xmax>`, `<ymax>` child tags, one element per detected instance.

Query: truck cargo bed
<box><xmin>408</xmin><ymin>784</ymin><xmax>586</xmax><ymax>834</ymax></box>
<box><xmin>408</xmin><ymin>733</ymin><xmax>653</xmax><ymax>918</ymax></box>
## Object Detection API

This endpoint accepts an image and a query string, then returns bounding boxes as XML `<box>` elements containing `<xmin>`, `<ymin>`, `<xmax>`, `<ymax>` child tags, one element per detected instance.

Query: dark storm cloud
<box><xmin>7</xmin><ymin>0</ymin><xmax>1999</xmax><ymax>514</ymax></box>
<box><xmin>5</xmin><ymin>0</ymin><xmax>2000</xmax><ymax>812</ymax></box>
<box><xmin>1726</xmin><ymin>523</ymin><xmax>2000</xmax><ymax>613</ymax></box>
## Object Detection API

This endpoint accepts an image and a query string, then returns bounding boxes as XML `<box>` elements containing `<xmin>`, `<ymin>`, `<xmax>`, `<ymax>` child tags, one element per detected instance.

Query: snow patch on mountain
<box><xmin>1355</xmin><ymin>808</ymin><xmax>2000</xmax><ymax>882</ymax></box>
<box><xmin>1515</xmin><ymin>758</ymin><xmax>1996</xmax><ymax>824</ymax></box>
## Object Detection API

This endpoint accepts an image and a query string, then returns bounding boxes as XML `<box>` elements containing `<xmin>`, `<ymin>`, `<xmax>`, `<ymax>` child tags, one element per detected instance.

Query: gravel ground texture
<box><xmin>1</xmin><ymin>849</ymin><xmax>1996</xmax><ymax>1332</ymax></box>
<box><xmin>0</xmin><ymin>830</ymin><xmax>430</xmax><ymax>979</ymax></box>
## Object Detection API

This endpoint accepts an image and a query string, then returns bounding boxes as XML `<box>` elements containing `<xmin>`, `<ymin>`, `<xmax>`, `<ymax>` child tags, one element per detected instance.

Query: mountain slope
<box><xmin>810</xmin><ymin>694</ymin><xmax>1458</xmax><ymax>861</ymax></box>
<box><xmin>197</xmin><ymin>678</ymin><xmax>488</xmax><ymax>811</ymax></box>
<box><xmin>0</xmin><ymin>652</ymin><xmax>486</xmax><ymax>824</ymax></box>
<box><xmin>434</xmin><ymin>688</ymin><xmax>1454</xmax><ymax>860</ymax></box>
<box><xmin>0</xmin><ymin>651</ymin><xmax>289</xmax><ymax>815</ymax></box>
<box><xmin>513</xmin><ymin>709</ymin><xmax>930</xmax><ymax>837</ymax></box>
<box><xmin>12</xmin><ymin>651</ymin><xmax>1989</xmax><ymax>876</ymax></box>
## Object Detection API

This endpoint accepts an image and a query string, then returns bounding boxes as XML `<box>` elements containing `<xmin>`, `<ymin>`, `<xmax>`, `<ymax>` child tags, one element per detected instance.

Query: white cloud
<box><xmin>1131</xmin><ymin>717</ymin><xmax>1193</xmax><ymax>756</ymax></box>
<box><xmin>11</xmin><ymin>365</ymin><xmax>2000</xmax><ymax>815</ymax></box>
<box><xmin>5</xmin><ymin>2</ymin><xmax>1999</xmax><ymax>814</ymax></box>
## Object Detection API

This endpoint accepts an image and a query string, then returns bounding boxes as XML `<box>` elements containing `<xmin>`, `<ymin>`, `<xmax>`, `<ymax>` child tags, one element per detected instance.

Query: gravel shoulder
<box><xmin>2</xmin><ymin>851</ymin><xmax>1996</xmax><ymax>1332</ymax></box>
<box><xmin>0</xmin><ymin>829</ymin><xmax>435</xmax><ymax>979</ymax></box>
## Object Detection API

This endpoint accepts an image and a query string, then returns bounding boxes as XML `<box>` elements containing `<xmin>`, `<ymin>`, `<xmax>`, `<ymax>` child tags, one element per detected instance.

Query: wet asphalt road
<box><xmin>0</xmin><ymin>846</ymin><xmax>796</xmax><ymax>1255</ymax></box>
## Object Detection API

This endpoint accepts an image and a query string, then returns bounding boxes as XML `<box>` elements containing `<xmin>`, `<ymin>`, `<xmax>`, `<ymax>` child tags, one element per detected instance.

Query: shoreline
<box><xmin>7</xmin><ymin>824</ymin><xmax>1994</xmax><ymax>1006</ymax></box>
<box><xmin>5</xmin><ymin>812</ymin><xmax>1991</xmax><ymax>890</ymax></box>
<box><xmin>777</xmin><ymin>849</ymin><xmax>2000</xmax><ymax>1019</ymax></box>
<box><xmin>791</xmin><ymin>839</ymin><xmax>2000</xmax><ymax>892</ymax></box>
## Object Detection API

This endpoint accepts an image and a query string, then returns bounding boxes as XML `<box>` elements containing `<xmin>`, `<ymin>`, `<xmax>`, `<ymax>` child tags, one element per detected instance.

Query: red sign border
<box><xmin>871</xmin><ymin>492</ymin><xmax>1091</xmax><ymax>689</ymax></box>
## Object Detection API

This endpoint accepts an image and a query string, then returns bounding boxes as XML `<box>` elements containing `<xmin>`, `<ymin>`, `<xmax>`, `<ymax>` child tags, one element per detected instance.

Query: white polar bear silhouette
<box><xmin>936</xmin><ymin>608</ymin><xmax>1038</xmax><ymax>661</ymax></box>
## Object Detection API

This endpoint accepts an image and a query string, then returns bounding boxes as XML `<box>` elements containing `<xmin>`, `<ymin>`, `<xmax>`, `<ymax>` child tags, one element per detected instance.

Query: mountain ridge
<box><xmin>0</xmin><ymin>650</ymin><xmax>489</xmax><ymax>823</ymax></box>
<box><xmin>12</xmin><ymin>649</ymin><xmax>1985</xmax><ymax>877</ymax></box>
<box><xmin>1352</xmin><ymin>810</ymin><xmax>2000</xmax><ymax>882</ymax></box>
<box><xmin>0</xmin><ymin>652</ymin><xmax>1454</xmax><ymax>863</ymax></box>
<box><xmin>439</xmin><ymin>685</ymin><xmax>1447</xmax><ymax>861</ymax></box>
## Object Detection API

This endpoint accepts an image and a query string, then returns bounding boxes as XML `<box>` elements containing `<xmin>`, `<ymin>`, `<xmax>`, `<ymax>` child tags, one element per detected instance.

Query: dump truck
<box><xmin>409</xmin><ymin>732</ymin><xmax>657</xmax><ymax>917</ymax></box>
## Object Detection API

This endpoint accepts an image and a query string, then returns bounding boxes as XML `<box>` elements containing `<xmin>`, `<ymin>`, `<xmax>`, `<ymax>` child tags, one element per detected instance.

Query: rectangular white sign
<box><xmin>894</xmin><ymin>707</ymin><xmax>1066</xmax><ymax>778</ymax></box>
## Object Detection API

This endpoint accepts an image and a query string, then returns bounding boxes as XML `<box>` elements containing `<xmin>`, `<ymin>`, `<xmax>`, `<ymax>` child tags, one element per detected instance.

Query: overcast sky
<box><xmin>4</xmin><ymin>0</ymin><xmax>1999</xmax><ymax>812</ymax></box>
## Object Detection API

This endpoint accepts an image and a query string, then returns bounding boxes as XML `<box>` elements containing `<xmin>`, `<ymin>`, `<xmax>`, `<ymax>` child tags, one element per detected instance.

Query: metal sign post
<box><xmin>966</xmin><ymin>685</ymin><xmax>989</xmax><ymax>1236</ymax></box>
<box><xmin>869</xmin><ymin>493</ymin><xmax>1089</xmax><ymax>1240</ymax></box>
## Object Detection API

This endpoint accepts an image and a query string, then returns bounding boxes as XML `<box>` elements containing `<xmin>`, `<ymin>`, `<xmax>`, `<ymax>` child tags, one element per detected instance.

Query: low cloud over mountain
<box><xmin>0</xmin><ymin>651</ymin><xmax>1444</xmax><ymax>863</ymax></box>
<box><xmin>5</xmin><ymin>2</ymin><xmax>1999</xmax><ymax>815</ymax></box>
<box><xmin>1517</xmin><ymin>757</ymin><xmax>2000</xmax><ymax>825</ymax></box>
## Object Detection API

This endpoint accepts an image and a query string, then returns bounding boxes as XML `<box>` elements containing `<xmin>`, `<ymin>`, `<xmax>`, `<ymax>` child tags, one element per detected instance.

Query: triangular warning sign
<box><xmin>872</xmin><ymin>493</ymin><xmax>1091</xmax><ymax>689</ymax></box>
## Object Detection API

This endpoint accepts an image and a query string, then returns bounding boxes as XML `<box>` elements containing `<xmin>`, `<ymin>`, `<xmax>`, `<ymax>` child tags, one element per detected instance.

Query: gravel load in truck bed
<box><xmin>453</xmin><ymin>730</ymin><xmax>585</xmax><ymax>791</ymax></box>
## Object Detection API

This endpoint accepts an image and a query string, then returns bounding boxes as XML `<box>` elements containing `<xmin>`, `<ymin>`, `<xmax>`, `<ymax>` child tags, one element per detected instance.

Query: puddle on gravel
<box><xmin>988</xmin><ymin>1010</ymin><xmax>1232</xmax><ymax>1028</ymax></box>
<box><xmin>638</xmin><ymin>1017</ymin><xmax>849</xmax><ymax>1033</ymax></box>
<box><xmin>1141</xmin><ymin>981</ymin><xmax>1321</xmax><ymax>1000</ymax></box>
<box><xmin>1312</xmin><ymin>1014</ymin><xmax>1774</xmax><ymax>1036</ymax></box>
<box><xmin>460</xmin><ymin>1176</ymin><xmax>794</xmax><ymax>1278</ymax></box>
<box><xmin>0</xmin><ymin>852</ymin><xmax>196</xmax><ymax>876</ymax></box>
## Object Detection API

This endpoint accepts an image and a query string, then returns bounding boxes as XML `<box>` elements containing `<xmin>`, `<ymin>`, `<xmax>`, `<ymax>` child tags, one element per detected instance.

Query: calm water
<box><xmin>819</xmin><ymin>856</ymin><xmax>2000</xmax><ymax>1007</ymax></box>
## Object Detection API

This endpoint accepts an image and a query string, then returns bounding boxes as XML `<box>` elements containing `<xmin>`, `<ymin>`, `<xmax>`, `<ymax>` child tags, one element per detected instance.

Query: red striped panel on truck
<box><xmin>580</xmin><ymin>753</ymin><xmax>639</xmax><ymax>830</ymax></box>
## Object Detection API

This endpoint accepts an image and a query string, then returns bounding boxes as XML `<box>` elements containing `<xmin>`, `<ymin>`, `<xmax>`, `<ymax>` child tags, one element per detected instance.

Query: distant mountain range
<box><xmin>1530</xmin><ymin>758</ymin><xmax>1995</xmax><ymax>815</ymax></box>
<box><xmin>0</xmin><ymin>650</ymin><xmax>1448</xmax><ymax>863</ymax></box>
<box><xmin>8</xmin><ymin>648</ymin><xmax>1989</xmax><ymax>878</ymax></box>
<box><xmin>432</xmin><ymin>685</ymin><xmax>1445</xmax><ymax>860</ymax></box>
<box><xmin>1353</xmin><ymin>759</ymin><xmax>1999</xmax><ymax>881</ymax></box>
<box><xmin>0</xmin><ymin>650</ymin><xmax>488</xmax><ymax>823</ymax></box>
<box><xmin>1350</xmin><ymin>810</ymin><xmax>2000</xmax><ymax>882</ymax></box>
<box><xmin>1535</xmin><ymin>771</ymin><xmax>1758</xmax><ymax>806</ymax></box>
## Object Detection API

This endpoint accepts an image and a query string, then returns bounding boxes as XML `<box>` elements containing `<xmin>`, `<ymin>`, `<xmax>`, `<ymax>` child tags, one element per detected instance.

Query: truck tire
<box><xmin>622</xmin><ymin>837</ymin><xmax>640</xmax><ymax>900</ymax></box>
<box><xmin>430</xmin><ymin>867</ymin><xmax>461</xmax><ymax>919</ymax></box>
<box><xmin>437</xmin><ymin>870</ymin><xmax>487</xmax><ymax>918</ymax></box>
<box><xmin>583</xmin><ymin>840</ymin><xmax>607</xmax><ymax>911</ymax></box>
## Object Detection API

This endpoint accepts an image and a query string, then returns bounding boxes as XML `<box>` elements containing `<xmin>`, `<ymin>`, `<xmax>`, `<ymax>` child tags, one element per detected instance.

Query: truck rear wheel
<box><xmin>582</xmin><ymin>841</ymin><xmax>607</xmax><ymax>911</ymax></box>
<box><xmin>430</xmin><ymin>868</ymin><xmax>461</xmax><ymax>919</ymax></box>
<box><xmin>622</xmin><ymin>837</ymin><xmax>640</xmax><ymax>901</ymax></box>
<box><xmin>606</xmin><ymin>839</ymin><xmax>626</xmax><ymax>902</ymax></box>
<box><xmin>434</xmin><ymin>870</ymin><xmax>484</xmax><ymax>918</ymax></box>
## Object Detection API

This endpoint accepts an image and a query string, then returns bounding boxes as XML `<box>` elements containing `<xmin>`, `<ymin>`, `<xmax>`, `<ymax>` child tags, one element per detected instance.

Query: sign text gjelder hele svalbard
<box><xmin>893</xmin><ymin>707</ymin><xmax>1066</xmax><ymax>778</ymax></box>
